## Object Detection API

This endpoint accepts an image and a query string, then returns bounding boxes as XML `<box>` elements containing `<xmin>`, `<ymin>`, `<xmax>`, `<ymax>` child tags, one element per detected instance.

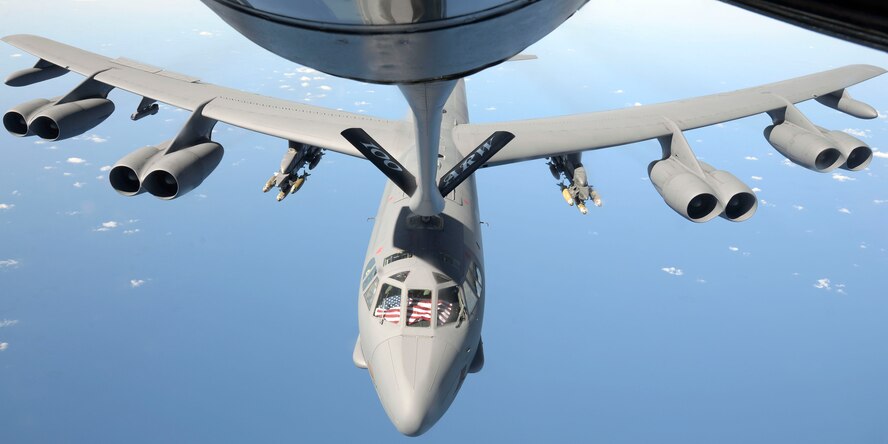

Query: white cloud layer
<box><xmin>130</xmin><ymin>279</ymin><xmax>146</xmax><ymax>288</ymax></box>
<box><xmin>67</xmin><ymin>157</ymin><xmax>86</xmax><ymax>164</ymax></box>
<box><xmin>842</xmin><ymin>128</ymin><xmax>870</xmax><ymax>138</ymax></box>
<box><xmin>661</xmin><ymin>267</ymin><xmax>684</xmax><ymax>276</ymax></box>
<box><xmin>0</xmin><ymin>259</ymin><xmax>20</xmax><ymax>268</ymax></box>
<box><xmin>0</xmin><ymin>342</ymin><xmax>7</xmax><ymax>351</ymax></box>
<box><xmin>0</xmin><ymin>319</ymin><xmax>18</xmax><ymax>328</ymax></box>
<box><xmin>0</xmin><ymin>203</ymin><xmax>13</xmax><ymax>210</ymax></box>
<box><xmin>838</xmin><ymin>208</ymin><xmax>851</xmax><ymax>214</ymax></box>
<box><xmin>832</xmin><ymin>173</ymin><xmax>855</xmax><ymax>182</ymax></box>
<box><xmin>873</xmin><ymin>151</ymin><xmax>888</xmax><ymax>159</ymax></box>
<box><xmin>814</xmin><ymin>278</ymin><xmax>831</xmax><ymax>290</ymax></box>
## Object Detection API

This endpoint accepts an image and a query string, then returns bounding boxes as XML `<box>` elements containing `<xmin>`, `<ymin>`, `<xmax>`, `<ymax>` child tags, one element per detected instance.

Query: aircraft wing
<box><xmin>2</xmin><ymin>34</ymin><xmax>410</xmax><ymax>158</ymax></box>
<box><xmin>451</xmin><ymin>64</ymin><xmax>886</xmax><ymax>166</ymax></box>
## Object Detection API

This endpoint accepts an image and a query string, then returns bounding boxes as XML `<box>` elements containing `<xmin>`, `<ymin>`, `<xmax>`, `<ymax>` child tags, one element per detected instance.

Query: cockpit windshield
<box><xmin>372</xmin><ymin>282</ymin><xmax>465</xmax><ymax>328</ymax></box>
<box><xmin>406</xmin><ymin>289</ymin><xmax>433</xmax><ymax>327</ymax></box>
<box><xmin>374</xmin><ymin>283</ymin><xmax>402</xmax><ymax>324</ymax></box>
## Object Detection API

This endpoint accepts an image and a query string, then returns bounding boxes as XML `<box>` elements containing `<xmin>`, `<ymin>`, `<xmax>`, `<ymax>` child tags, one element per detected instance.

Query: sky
<box><xmin>1</xmin><ymin>0</ymin><xmax>887</xmax><ymax>442</ymax></box>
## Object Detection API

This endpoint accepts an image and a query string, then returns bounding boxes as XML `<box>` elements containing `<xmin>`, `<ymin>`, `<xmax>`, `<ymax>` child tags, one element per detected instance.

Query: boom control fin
<box><xmin>438</xmin><ymin>131</ymin><xmax>513</xmax><ymax>196</ymax></box>
<box><xmin>342</xmin><ymin>128</ymin><xmax>417</xmax><ymax>196</ymax></box>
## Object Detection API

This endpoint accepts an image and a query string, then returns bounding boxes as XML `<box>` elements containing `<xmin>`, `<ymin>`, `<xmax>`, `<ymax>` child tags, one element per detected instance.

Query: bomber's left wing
<box><xmin>452</xmin><ymin>65</ymin><xmax>885</xmax><ymax>221</ymax></box>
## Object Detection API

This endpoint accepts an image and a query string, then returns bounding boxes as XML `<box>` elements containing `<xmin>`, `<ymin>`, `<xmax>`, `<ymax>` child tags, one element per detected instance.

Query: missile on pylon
<box><xmin>561</xmin><ymin>187</ymin><xmax>574</xmax><ymax>206</ymax></box>
<box><xmin>577</xmin><ymin>202</ymin><xmax>588</xmax><ymax>215</ymax></box>
<box><xmin>289</xmin><ymin>175</ymin><xmax>305</xmax><ymax>194</ymax></box>
<box><xmin>263</xmin><ymin>174</ymin><xmax>277</xmax><ymax>193</ymax></box>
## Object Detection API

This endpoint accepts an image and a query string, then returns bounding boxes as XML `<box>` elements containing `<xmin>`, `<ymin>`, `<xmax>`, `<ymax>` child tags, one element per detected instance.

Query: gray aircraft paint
<box><xmin>354</xmin><ymin>81</ymin><xmax>484</xmax><ymax>436</ymax></box>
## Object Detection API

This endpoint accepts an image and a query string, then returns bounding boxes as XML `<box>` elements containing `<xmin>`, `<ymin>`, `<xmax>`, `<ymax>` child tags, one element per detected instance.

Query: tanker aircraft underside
<box><xmin>2</xmin><ymin>32</ymin><xmax>884</xmax><ymax>435</ymax></box>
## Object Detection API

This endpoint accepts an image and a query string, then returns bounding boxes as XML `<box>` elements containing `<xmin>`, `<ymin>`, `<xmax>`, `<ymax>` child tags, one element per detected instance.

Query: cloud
<box><xmin>0</xmin><ymin>342</ymin><xmax>7</xmax><ymax>351</ymax></box>
<box><xmin>484</xmin><ymin>106</ymin><xmax>497</xmax><ymax>111</ymax></box>
<box><xmin>95</xmin><ymin>221</ymin><xmax>118</xmax><ymax>231</ymax></box>
<box><xmin>67</xmin><ymin>157</ymin><xmax>86</xmax><ymax>164</ymax></box>
<box><xmin>792</xmin><ymin>204</ymin><xmax>805</xmax><ymax>211</ymax></box>
<box><xmin>661</xmin><ymin>267</ymin><xmax>684</xmax><ymax>276</ymax></box>
<box><xmin>73</xmin><ymin>182</ymin><xmax>85</xmax><ymax>188</ymax></box>
<box><xmin>10</xmin><ymin>53</ymin><xmax>22</xmax><ymax>58</ymax></box>
<box><xmin>842</xmin><ymin>128</ymin><xmax>870</xmax><ymax>138</ymax></box>
<box><xmin>612</xmin><ymin>89</ymin><xmax>624</xmax><ymax>94</ymax></box>
<box><xmin>84</xmin><ymin>134</ymin><xmax>107</xmax><ymax>143</ymax></box>
<box><xmin>0</xmin><ymin>259</ymin><xmax>20</xmax><ymax>268</ymax></box>
<box><xmin>874</xmin><ymin>199</ymin><xmax>888</xmax><ymax>205</ymax></box>
<box><xmin>814</xmin><ymin>278</ymin><xmax>831</xmax><ymax>290</ymax></box>
<box><xmin>744</xmin><ymin>156</ymin><xmax>758</xmax><ymax>161</ymax></box>
<box><xmin>728</xmin><ymin>246</ymin><xmax>739</xmax><ymax>252</ymax></box>
<box><xmin>0</xmin><ymin>319</ymin><xmax>18</xmax><ymax>328</ymax></box>
<box><xmin>0</xmin><ymin>203</ymin><xmax>13</xmax><ymax>210</ymax></box>
<box><xmin>750</xmin><ymin>176</ymin><xmax>763</xmax><ymax>181</ymax></box>
<box><xmin>130</xmin><ymin>279</ymin><xmax>146</xmax><ymax>288</ymax></box>
<box><xmin>838</xmin><ymin>208</ymin><xmax>851</xmax><ymax>214</ymax></box>
<box><xmin>831</xmin><ymin>173</ymin><xmax>855</xmax><ymax>182</ymax></box>
<box><xmin>752</xmin><ymin>187</ymin><xmax>762</xmax><ymax>192</ymax></box>
<box><xmin>633</xmin><ymin>102</ymin><xmax>642</xmax><ymax>107</ymax></box>
<box><xmin>318</xmin><ymin>85</ymin><xmax>332</xmax><ymax>91</ymax></box>
<box><xmin>198</xmin><ymin>31</ymin><xmax>214</xmax><ymax>37</ymax></box>
<box><xmin>123</xmin><ymin>229</ymin><xmax>140</xmax><ymax>235</ymax></box>
<box><xmin>873</xmin><ymin>151</ymin><xmax>888</xmax><ymax>159</ymax></box>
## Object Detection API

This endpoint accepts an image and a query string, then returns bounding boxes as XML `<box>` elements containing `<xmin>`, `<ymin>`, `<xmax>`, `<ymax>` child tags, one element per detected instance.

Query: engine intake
<box><xmin>109</xmin><ymin>145</ymin><xmax>166</xmax><ymax>196</ymax></box>
<box><xmin>29</xmin><ymin>98</ymin><xmax>115</xmax><ymax>141</ymax></box>
<box><xmin>818</xmin><ymin>129</ymin><xmax>873</xmax><ymax>171</ymax></box>
<box><xmin>142</xmin><ymin>142</ymin><xmax>224</xmax><ymax>199</ymax></box>
<box><xmin>764</xmin><ymin>122</ymin><xmax>843</xmax><ymax>172</ymax></box>
<box><xmin>699</xmin><ymin>162</ymin><xmax>758</xmax><ymax>222</ymax></box>
<box><xmin>648</xmin><ymin>158</ymin><xmax>721</xmax><ymax>223</ymax></box>
<box><xmin>3</xmin><ymin>98</ymin><xmax>54</xmax><ymax>136</ymax></box>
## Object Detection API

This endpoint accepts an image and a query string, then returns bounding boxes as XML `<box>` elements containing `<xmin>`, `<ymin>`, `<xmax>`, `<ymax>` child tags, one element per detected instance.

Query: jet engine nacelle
<box><xmin>818</xmin><ymin>129</ymin><xmax>873</xmax><ymax>171</ymax></box>
<box><xmin>764</xmin><ymin>122</ymin><xmax>844</xmax><ymax>172</ymax></box>
<box><xmin>29</xmin><ymin>98</ymin><xmax>115</xmax><ymax>141</ymax></box>
<box><xmin>142</xmin><ymin>142</ymin><xmax>224</xmax><ymax>199</ymax></box>
<box><xmin>109</xmin><ymin>145</ymin><xmax>166</xmax><ymax>196</ymax></box>
<box><xmin>3</xmin><ymin>97</ymin><xmax>54</xmax><ymax>136</ymax></box>
<box><xmin>698</xmin><ymin>162</ymin><xmax>758</xmax><ymax>222</ymax></box>
<box><xmin>648</xmin><ymin>158</ymin><xmax>721</xmax><ymax>223</ymax></box>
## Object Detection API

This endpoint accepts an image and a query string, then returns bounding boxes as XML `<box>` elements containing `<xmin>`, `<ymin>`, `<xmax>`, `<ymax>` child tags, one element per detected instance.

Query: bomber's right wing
<box><xmin>3</xmin><ymin>34</ymin><xmax>411</xmax><ymax>158</ymax></box>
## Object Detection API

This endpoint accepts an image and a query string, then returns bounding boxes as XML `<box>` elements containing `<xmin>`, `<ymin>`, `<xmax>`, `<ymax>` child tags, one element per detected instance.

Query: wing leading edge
<box><xmin>452</xmin><ymin>64</ymin><xmax>885</xmax><ymax>166</ymax></box>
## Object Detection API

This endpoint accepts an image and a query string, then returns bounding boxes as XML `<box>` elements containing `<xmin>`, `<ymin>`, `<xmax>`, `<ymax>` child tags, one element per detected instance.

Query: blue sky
<box><xmin>1</xmin><ymin>0</ymin><xmax>887</xmax><ymax>442</ymax></box>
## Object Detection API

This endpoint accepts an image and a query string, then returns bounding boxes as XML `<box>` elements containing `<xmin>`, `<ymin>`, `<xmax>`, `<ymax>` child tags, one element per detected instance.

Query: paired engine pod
<box><xmin>109</xmin><ymin>145</ymin><xmax>166</xmax><ymax>196</ymax></box>
<box><xmin>699</xmin><ymin>162</ymin><xmax>758</xmax><ymax>222</ymax></box>
<box><xmin>649</xmin><ymin>158</ymin><xmax>721</xmax><ymax>223</ymax></box>
<box><xmin>764</xmin><ymin>122</ymin><xmax>844</xmax><ymax>172</ymax></box>
<box><xmin>142</xmin><ymin>142</ymin><xmax>224</xmax><ymax>199</ymax></box>
<box><xmin>819</xmin><ymin>129</ymin><xmax>873</xmax><ymax>171</ymax></box>
<box><xmin>3</xmin><ymin>98</ymin><xmax>54</xmax><ymax>136</ymax></box>
<box><xmin>29</xmin><ymin>98</ymin><xmax>115</xmax><ymax>141</ymax></box>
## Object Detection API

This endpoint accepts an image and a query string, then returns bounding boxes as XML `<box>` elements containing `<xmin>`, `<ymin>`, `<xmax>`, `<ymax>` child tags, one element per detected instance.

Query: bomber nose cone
<box><xmin>370</xmin><ymin>335</ymin><xmax>462</xmax><ymax>436</ymax></box>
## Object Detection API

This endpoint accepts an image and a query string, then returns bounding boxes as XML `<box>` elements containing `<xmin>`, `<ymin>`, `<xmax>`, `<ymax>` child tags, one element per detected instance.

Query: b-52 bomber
<box><xmin>2</xmin><ymin>0</ymin><xmax>885</xmax><ymax>436</ymax></box>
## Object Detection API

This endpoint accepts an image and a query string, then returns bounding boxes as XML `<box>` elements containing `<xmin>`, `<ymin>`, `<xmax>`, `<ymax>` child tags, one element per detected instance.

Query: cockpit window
<box><xmin>374</xmin><ymin>284</ymin><xmax>402</xmax><ymax>324</ymax></box>
<box><xmin>383</xmin><ymin>251</ymin><xmax>413</xmax><ymax>266</ymax></box>
<box><xmin>362</xmin><ymin>276</ymin><xmax>379</xmax><ymax>310</ymax></box>
<box><xmin>463</xmin><ymin>263</ymin><xmax>481</xmax><ymax>314</ymax></box>
<box><xmin>406</xmin><ymin>289</ymin><xmax>433</xmax><ymax>327</ymax></box>
<box><xmin>361</xmin><ymin>258</ymin><xmax>377</xmax><ymax>290</ymax></box>
<box><xmin>389</xmin><ymin>271</ymin><xmax>410</xmax><ymax>282</ymax></box>
<box><xmin>432</xmin><ymin>272</ymin><xmax>451</xmax><ymax>284</ymax></box>
<box><xmin>437</xmin><ymin>286</ymin><xmax>460</xmax><ymax>326</ymax></box>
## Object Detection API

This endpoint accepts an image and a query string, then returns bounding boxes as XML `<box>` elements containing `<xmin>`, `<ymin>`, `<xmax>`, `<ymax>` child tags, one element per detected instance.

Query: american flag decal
<box><xmin>374</xmin><ymin>296</ymin><xmax>454</xmax><ymax>325</ymax></box>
